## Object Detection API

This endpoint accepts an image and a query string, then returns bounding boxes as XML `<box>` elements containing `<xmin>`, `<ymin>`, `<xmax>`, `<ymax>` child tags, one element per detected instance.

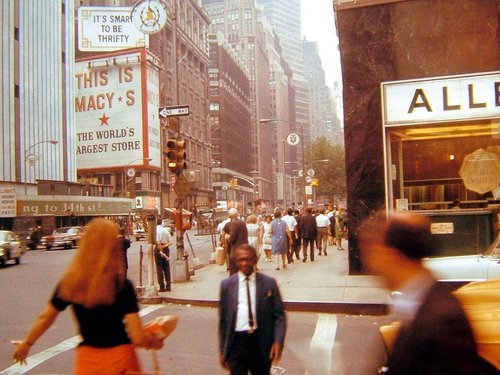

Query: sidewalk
<box><xmin>139</xmin><ymin>241</ymin><xmax>393</xmax><ymax>316</ymax></box>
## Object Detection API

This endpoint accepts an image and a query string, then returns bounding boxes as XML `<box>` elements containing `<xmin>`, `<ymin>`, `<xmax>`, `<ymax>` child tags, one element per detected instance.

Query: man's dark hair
<box><xmin>386</xmin><ymin>213</ymin><xmax>433</xmax><ymax>260</ymax></box>
<box><xmin>287</xmin><ymin>208</ymin><xmax>293</xmax><ymax>215</ymax></box>
<box><xmin>305</xmin><ymin>207</ymin><xmax>313</xmax><ymax>214</ymax></box>
<box><xmin>359</xmin><ymin>211</ymin><xmax>433</xmax><ymax>260</ymax></box>
<box><xmin>235</xmin><ymin>243</ymin><xmax>258</xmax><ymax>258</ymax></box>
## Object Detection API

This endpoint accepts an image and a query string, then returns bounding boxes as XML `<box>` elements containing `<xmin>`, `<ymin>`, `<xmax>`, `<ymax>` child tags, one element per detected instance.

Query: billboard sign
<box><xmin>78</xmin><ymin>7</ymin><xmax>148</xmax><ymax>52</ymax></box>
<box><xmin>75</xmin><ymin>50</ymin><xmax>160</xmax><ymax>170</ymax></box>
<box><xmin>0</xmin><ymin>188</ymin><xmax>16</xmax><ymax>218</ymax></box>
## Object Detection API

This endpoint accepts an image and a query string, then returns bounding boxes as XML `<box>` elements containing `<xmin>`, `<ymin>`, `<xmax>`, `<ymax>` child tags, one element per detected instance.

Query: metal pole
<box><xmin>171</xmin><ymin>1</ymin><xmax>189</xmax><ymax>281</ymax></box>
<box><xmin>300</xmin><ymin>125</ymin><xmax>307</xmax><ymax>208</ymax></box>
<box><xmin>282</xmin><ymin>139</ymin><xmax>287</xmax><ymax>209</ymax></box>
<box><xmin>142</xmin><ymin>214</ymin><xmax>158</xmax><ymax>297</ymax></box>
<box><xmin>23</xmin><ymin>140</ymin><xmax>58</xmax><ymax>195</ymax></box>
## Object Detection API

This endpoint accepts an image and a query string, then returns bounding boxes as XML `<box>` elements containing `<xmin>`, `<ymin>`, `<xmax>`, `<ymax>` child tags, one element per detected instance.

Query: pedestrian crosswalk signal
<box><xmin>166</xmin><ymin>139</ymin><xmax>187</xmax><ymax>174</ymax></box>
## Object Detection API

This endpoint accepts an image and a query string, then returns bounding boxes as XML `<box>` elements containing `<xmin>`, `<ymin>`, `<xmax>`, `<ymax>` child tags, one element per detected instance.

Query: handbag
<box><xmin>215</xmin><ymin>246</ymin><xmax>226</xmax><ymax>266</ymax></box>
<box><xmin>127</xmin><ymin>315</ymin><xmax>179</xmax><ymax>374</ymax></box>
<box><xmin>126</xmin><ymin>351</ymin><xmax>162</xmax><ymax>375</ymax></box>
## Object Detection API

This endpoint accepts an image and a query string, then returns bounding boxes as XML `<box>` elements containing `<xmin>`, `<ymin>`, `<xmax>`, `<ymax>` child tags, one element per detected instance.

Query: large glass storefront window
<box><xmin>386</xmin><ymin>119</ymin><xmax>499</xmax><ymax>210</ymax></box>
<box><xmin>382</xmin><ymin>71</ymin><xmax>500</xmax><ymax>212</ymax></box>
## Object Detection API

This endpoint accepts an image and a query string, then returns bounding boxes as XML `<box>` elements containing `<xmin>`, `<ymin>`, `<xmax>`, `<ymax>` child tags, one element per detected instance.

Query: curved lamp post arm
<box><xmin>24</xmin><ymin>140</ymin><xmax>58</xmax><ymax>195</ymax></box>
<box><xmin>123</xmin><ymin>157</ymin><xmax>152</xmax><ymax>197</ymax></box>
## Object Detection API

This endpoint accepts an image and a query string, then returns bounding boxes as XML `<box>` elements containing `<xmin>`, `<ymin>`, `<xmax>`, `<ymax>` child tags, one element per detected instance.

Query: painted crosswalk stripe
<box><xmin>1</xmin><ymin>305</ymin><xmax>164</xmax><ymax>375</ymax></box>
<box><xmin>306</xmin><ymin>314</ymin><xmax>338</xmax><ymax>375</ymax></box>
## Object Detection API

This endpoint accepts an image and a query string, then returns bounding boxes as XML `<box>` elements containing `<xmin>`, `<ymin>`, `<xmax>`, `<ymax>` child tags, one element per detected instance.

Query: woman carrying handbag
<box><xmin>13</xmin><ymin>218</ymin><xmax>163</xmax><ymax>374</ymax></box>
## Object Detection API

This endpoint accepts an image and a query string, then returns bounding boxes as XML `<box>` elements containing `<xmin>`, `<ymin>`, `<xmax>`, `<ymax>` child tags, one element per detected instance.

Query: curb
<box><xmin>139</xmin><ymin>296</ymin><xmax>389</xmax><ymax>316</ymax></box>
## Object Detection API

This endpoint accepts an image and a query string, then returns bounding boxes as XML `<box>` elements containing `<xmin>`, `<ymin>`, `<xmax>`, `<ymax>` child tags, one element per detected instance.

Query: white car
<box><xmin>0</xmin><ymin>230</ymin><xmax>24</xmax><ymax>266</ymax></box>
<box><xmin>424</xmin><ymin>237</ymin><xmax>500</xmax><ymax>283</ymax></box>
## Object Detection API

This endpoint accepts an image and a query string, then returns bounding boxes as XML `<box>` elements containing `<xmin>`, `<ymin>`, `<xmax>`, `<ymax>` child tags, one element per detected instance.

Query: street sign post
<box><xmin>159</xmin><ymin>105</ymin><xmax>190</xmax><ymax>118</ymax></box>
<box><xmin>173</xmin><ymin>172</ymin><xmax>190</xmax><ymax>203</ymax></box>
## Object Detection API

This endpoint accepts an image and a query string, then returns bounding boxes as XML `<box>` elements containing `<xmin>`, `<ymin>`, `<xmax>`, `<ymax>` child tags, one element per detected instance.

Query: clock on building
<box><xmin>131</xmin><ymin>0</ymin><xmax>168</xmax><ymax>34</ymax></box>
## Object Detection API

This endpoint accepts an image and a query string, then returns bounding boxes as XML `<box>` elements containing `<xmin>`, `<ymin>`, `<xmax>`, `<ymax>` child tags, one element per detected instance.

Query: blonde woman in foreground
<box><xmin>13</xmin><ymin>218</ymin><xmax>162</xmax><ymax>374</ymax></box>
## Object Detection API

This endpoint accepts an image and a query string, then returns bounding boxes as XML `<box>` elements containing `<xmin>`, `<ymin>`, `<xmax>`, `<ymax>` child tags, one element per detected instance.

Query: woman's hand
<box><xmin>144</xmin><ymin>332</ymin><xmax>164</xmax><ymax>350</ymax></box>
<box><xmin>12</xmin><ymin>340</ymin><xmax>31</xmax><ymax>365</ymax></box>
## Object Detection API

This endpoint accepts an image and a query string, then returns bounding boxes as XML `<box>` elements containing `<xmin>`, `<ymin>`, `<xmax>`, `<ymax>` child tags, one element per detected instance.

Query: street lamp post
<box><xmin>303</xmin><ymin>159</ymin><xmax>329</xmax><ymax>207</ymax></box>
<box><xmin>24</xmin><ymin>140</ymin><xmax>59</xmax><ymax>195</ymax></box>
<box><xmin>286</xmin><ymin>158</ymin><xmax>329</xmax><ymax>207</ymax></box>
<box><xmin>260</xmin><ymin>118</ymin><xmax>305</xmax><ymax>208</ymax></box>
<box><xmin>123</xmin><ymin>158</ymin><xmax>152</xmax><ymax>197</ymax></box>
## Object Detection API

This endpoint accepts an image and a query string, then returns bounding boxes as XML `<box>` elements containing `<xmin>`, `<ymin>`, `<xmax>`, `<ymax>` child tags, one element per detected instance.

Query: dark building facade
<box><xmin>334</xmin><ymin>0</ymin><xmax>500</xmax><ymax>273</ymax></box>
<box><xmin>208</xmin><ymin>34</ymin><xmax>253</xmax><ymax>209</ymax></box>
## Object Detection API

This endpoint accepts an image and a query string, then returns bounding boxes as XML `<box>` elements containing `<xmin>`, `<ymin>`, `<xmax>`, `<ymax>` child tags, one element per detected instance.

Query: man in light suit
<box><xmin>358</xmin><ymin>211</ymin><xmax>496</xmax><ymax>374</ymax></box>
<box><xmin>219</xmin><ymin>244</ymin><xmax>286</xmax><ymax>375</ymax></box>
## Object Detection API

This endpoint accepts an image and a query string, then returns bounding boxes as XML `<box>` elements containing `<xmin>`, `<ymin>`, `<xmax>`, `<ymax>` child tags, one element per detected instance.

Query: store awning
<box><xmin>164</xmin><ymin>208</ymin><xmax>192</xmax><ymax>215</ymax></box>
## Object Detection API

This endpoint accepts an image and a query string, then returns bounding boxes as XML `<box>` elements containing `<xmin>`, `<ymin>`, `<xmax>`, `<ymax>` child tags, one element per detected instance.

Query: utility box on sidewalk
<box><xmin>172</xmin><ymin>257</ymin><xmax>190</xmax><ymax>282</ymax></box>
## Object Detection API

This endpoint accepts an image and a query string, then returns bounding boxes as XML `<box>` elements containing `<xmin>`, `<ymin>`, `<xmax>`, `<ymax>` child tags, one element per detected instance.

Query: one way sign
<box><xmin>159</xmin><ymin>105</ymin><xmax>190</xmax><ymax>118</ymax></box>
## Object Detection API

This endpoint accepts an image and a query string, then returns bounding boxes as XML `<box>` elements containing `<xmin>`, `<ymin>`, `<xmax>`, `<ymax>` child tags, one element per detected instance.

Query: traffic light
<box><xmin>229</xmin><ymin>178</ymin><xmax>238</xmax><ymax>188</ymax></box>
<box><xmin>311</xmin><ymin>178</ymin><xmax>319</xmax><ymax>187</ymax></box>
<box><xmin>166</xmin><ymin>139</ymin><xmax>187</xmax><ymax>174</ymax></box>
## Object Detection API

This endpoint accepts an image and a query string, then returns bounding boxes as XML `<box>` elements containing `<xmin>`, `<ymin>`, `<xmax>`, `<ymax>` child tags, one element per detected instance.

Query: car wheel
<box><xmin>28</xmin><ymin>243</ymin><xmax>37</xmax><ymax>250</ymax></box>
<box><xmin>0</xmin><ymin>257</ymin><xmax>5</xmax><ymax>267</ymax></box>
<box><xmin>15</xmin><ymin>257</ymin><xmax>20</xmax><ymax>265</ymax></box>
<box><xmin>46</xmin><ymin>245</ymin><xmax>52</xmax><ymax>251</ymax></box>
<box><xmin>67</xmin><ymin>242</ymin><xmax>72</xmax><ymax>249</ymax></box>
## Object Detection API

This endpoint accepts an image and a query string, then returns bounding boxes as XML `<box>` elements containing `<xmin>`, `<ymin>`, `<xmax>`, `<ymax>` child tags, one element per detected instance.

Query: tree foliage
<box><xmin>305</xmin><ymin>137</ymin><xmax>346</xmax><ymax>200</ymax></box>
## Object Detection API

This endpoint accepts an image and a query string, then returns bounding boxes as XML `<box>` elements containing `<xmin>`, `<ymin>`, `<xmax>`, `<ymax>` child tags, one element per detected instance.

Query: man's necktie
<box><xmin>245</xmin><ymin>277</ymin><xmax>254</xmax><ymax>332</ymax></box>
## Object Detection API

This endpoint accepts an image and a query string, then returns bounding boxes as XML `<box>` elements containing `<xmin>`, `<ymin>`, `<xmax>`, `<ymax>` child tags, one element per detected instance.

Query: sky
<box><xmin>301</xmin><ymin>0</ymin><xmax>342</xmax><ymax>90</ymax></box>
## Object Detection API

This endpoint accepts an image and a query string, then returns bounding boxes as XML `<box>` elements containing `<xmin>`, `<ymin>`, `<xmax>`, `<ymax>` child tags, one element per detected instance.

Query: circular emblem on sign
<box><xmin>307</xmin><ymin>169</ymin><xmax>315</xmax><ymax>177</ymax></box>
<box><xmin>131</xmin><ymin>0</ymin><xmax>168</xmax><ymax>34</ymax></box>
<box><xmin>286</xmin><ymin>132</ymin><xmax>300</xmax><ymax>146</ymax></box>
<box><xmin>126</xmin><ymin>168</ymin><xmax>136</xmax><ymax>178</ymax></box>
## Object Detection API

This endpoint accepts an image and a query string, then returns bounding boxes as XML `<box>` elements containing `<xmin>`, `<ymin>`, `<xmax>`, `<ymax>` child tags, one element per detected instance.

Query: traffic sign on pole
<box><xmin>159</xmin><ymin>105</ymin><xmax>190</xmax><ymax>118</ymax></box>
<box><xmin>173</xmin><ymin>172</ymin><xmax>190</xmax><ymax>202</ymax></box>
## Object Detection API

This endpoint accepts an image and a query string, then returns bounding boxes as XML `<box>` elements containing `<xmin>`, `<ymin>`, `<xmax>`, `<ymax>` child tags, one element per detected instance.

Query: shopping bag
<box><xmin>216</xmin><ymin>246</ymin><xmax>225</xmax><ymax>266</ymax></box>
<box><xmin>126</xmin><ymin>351</ymin><xmax>162</xmax><ymax>375</ymax></box>
<box><xmin>144</xmin><ymin>315</ymin><xmax>179</xmax><ymax>340</ymax></box>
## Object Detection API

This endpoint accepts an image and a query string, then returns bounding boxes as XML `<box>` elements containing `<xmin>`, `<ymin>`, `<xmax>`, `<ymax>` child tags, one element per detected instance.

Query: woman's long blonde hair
<box><xmin>58</xmin><ymin>218</ymin><xmax>126</xmax><ymax>308</ymax></box>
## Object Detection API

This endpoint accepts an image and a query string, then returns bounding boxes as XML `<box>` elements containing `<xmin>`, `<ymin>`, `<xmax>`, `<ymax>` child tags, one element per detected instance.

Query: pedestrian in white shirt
<box><xmin>315</xmin><ymin>209</ymin><xmax>330</xmax><ymax>256</ymax></box>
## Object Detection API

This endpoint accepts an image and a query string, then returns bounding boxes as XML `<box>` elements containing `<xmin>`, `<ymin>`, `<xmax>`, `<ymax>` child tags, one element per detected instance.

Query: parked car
<box><xmin>41</xmin><ymin>226</ymin><xmax>84</xmax><ymax>250</ymax></box>
<box><xmin>380</xmin><ymin>279</ymin><xmax>500</xmax><ymax>370</ymax></box>
<box><xmin>423</xmin><ymin>236</ymin><xmax>500</xmax><ymax>284</ymax></box>
<box><xmin>133</xmin><ymin>225</ymin><xmax>147</xmax><ymax>241</ymax></box>
<box><xmin>0</xmin><ymin>230</ymin><xmax>24</xmax><ymax>266</ymax></box>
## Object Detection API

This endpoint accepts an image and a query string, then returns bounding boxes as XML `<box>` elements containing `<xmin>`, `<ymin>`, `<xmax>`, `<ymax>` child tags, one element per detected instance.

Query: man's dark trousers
<box><xmin>154</xmin><ymin>248</ymin><xmax>171</xmax><ymax>290</ymax></box>
<box><xmin>227</xmin><ymin>332</ymin><xmax>271</xmax><ymax>375</ymax></box>
<box><xmin>302</xmin><ymin>238</ymin><xmax>315</xmax><ymax>261</ymax></box>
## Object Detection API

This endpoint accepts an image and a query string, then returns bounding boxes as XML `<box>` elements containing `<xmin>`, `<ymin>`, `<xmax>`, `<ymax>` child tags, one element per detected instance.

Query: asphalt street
<box><xmin>0</xmin><ymin>232</ymin><xmax>391</xmax><ymax>374</ymax></box>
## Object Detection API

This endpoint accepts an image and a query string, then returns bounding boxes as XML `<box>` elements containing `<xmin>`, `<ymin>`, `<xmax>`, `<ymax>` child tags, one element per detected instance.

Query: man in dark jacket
<box><xmin>358</xmin><ymin>211</ymin><xmax>497</xmax><ymax>374</ymax></box>
<box><xmin>223</xmin><ymin>208</ymin><xmax>248</xmax><ymax>275</ymax></box>
<box><xmin>297</xmin><ymin>207</ymin><xmax>317</xmax><ymax>262</ymax></box>
<box><xmin>219</xmin><ymin>244</ymin><xmax>286</xmax><ymax>374</ymax></box>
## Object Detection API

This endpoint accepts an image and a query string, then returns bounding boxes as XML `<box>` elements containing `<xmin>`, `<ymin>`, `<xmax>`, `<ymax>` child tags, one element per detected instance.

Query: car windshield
<box><xmin>53</xmin><ymin>228</ymin><xmax>70</xmax><ymax>234</ymax></box>
<box><xmin>490</xmin><ymin>240</ymin><xmax>500</xmax><ymax>260</ymax></box>
<box><xmin>484</xmin><ymin>237</ymin><xmax>500</xmax><ymax>259</ymax></box>
<box><xmin>0</xmin><ymin>232</ymin><xmax>8</xmax><ymax>241</ymax></box>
